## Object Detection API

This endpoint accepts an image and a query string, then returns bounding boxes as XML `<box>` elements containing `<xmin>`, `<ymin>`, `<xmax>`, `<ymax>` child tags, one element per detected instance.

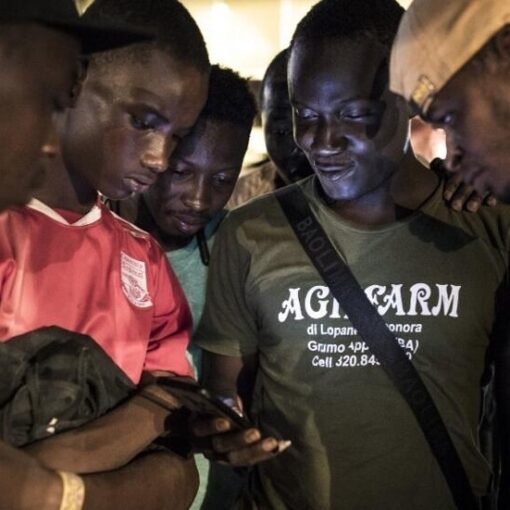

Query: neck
<box><xmin>325</xmin><ymin>149</ymin><xmax>439</xmax><ymax>227</ymax></box>
<box><xmin>33</xmin><ymin>154</ymin><xmax>97</xmax><ymax>214</ymax></box>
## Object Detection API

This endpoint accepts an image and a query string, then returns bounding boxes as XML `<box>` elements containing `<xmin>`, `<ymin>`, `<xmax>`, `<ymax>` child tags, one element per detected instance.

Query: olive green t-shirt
<box><xmin>196</xmin><ymin>176</ymin><xmax>510</xmax><ymax>510</ymax></box>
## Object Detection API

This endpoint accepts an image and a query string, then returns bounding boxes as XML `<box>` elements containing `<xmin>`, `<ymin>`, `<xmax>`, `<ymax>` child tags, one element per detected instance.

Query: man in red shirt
<box><xmin>0</xmin><ymin>1</ymin><xmax>210</xmax><ymax>509</ymax></box>
<box><xmin>0</xmin><ymin>2</ymin><xmax>166</xmax><ymax>510</ymax></box>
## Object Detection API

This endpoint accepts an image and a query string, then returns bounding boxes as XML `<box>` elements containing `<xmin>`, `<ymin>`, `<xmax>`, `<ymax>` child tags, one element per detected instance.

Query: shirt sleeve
<box><xmin>195</xmin><ymin>212</ymin><xmax>259</xmax><ymax>357</ymax></box>
<box><xmin>144</xmin><ymin>243</ymin><xmax>193</xmax><ymax>377</ymax></box>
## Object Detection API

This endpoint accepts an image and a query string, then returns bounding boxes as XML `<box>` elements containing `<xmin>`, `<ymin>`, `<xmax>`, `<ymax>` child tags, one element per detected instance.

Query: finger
<box><xmin>485</xmin><ymin>194</ymin><xmax>497</xmax><ymax>207</ymax></box>
<box><xmin>211</xmin><ymin>428</ymin><xmax>262</xmax><ymax>453</ymax></box>
<box><xmin>465</xmin><ymin>192</ymin><xmax>483</xmax><ymax>213</ymax></box>
<box><xmin>191</xmin><ymin>416</ymin><xmax>232</xmax><ymax>437</ymax></box>
<box><xmin>449</xmin><ymin>183</ymin><xmax>476</xmax><ymax>211</ymax></box>
<box><xmin>443</xmin><ymin>173</ymin><xmax>464</xmax><ymax>202</ymax></box>
<box><xmin>225</xmin><ymin>438</ymin><xmax>292</xmax><ymax>467</ymax></box>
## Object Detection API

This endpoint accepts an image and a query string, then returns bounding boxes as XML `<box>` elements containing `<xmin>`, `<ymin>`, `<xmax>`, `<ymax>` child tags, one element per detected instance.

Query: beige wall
<box><xmin>182</xmin><ymin>0</ymin><xmax>413</xmax><ymax>79</ymax></box>
<box><xmin>81</xmin><ymin>0</ymin><xmax>413</xmax><ymax>79</ymax></box>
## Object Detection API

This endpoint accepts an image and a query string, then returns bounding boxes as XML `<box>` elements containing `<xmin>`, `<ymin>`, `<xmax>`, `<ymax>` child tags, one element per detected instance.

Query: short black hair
<box><xmin>291</xmin><ymin>0</ymin><xmax>404</xmax><ymax>52</ymax></box>
<box><xmin>84</xmin><ymin>0</ymin><xmax>209</xmax><ymax>73</ymax></box>
<box><xmin>200</xmin><ymin>65</ymin><xmax>257</xmax><ymax>132</ymax></box>
<box><xmin>260</xmin><ymin>48</ymin><xmax>288</xmax><ymax>105</ymax></box>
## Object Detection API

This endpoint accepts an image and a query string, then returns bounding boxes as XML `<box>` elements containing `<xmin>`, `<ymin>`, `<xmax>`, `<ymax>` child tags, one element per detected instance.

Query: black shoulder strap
<box><xmin>275</xmin><ymin>184</ymin><xmax>479</xmax><ymax>510</ymax></box>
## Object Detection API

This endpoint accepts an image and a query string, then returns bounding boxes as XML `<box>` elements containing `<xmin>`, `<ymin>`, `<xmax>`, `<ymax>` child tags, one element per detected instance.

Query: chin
<box><xmin>100</xmin><ymin>188</ymin><xmax>132</xmax><ymax>201</ymax></box>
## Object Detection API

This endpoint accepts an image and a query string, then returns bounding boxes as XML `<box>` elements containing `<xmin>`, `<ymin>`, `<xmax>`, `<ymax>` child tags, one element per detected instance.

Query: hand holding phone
<box><xmin>154</xmin><ymin>376</ymin><xmax>252</xmax><ymax>430</ymax></box>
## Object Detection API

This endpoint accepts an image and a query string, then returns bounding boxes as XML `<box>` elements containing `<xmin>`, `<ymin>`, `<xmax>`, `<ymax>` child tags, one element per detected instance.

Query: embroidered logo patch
<box><xmin>120</xmin><ymin>252</ymin><xmax>153</xmax><ymax>308</ymax></box>
<box><xmin>410</xmin><ymin>74</ymin><xmax>436</xmax><ymax>115</ymax></box>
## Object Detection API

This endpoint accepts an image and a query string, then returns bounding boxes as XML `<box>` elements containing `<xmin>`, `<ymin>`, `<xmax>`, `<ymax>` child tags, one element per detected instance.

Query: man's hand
<box><xmin>443</xmin><ymin>172</ymin><xmax>497</xmax><ymax>212</ymax></box>
<box><xmin>190</xmin><ymin>415</ymin><xmax>291</xmax><ymax>467</ymax></box>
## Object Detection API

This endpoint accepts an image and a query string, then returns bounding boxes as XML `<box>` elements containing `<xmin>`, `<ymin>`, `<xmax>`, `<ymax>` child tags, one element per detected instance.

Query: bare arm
<box><xmin>24</xmin><ymin>384</ymin><xmax>180</xmax><ymax>473</ymax></box>
<box><xmin>81</xmin><ymin>451</ymin><xmax>198</xmax><ymax>510</ymax></box>
<box><xmin>0</xmin><ymin>440</ymin><xmax>62</xmax><ymax>510</ymax></box>
<box><xmin>0</xmin><ymin>440</ymin><xmax>197</xmax><ymax>510</ymax></box>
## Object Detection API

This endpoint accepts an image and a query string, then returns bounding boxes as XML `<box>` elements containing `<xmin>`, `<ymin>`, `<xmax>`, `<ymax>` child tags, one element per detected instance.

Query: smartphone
<box><xmin>155</xmin><ymin>376</ymin><xmax>252</xmax><ymax>430</ymax></box>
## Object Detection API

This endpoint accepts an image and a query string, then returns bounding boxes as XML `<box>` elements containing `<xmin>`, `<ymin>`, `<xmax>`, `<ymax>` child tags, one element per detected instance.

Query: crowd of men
<box><xmin>0</xmin><ymin>0</ymin><xmax>509</xmax><ymax>509</ymax></box>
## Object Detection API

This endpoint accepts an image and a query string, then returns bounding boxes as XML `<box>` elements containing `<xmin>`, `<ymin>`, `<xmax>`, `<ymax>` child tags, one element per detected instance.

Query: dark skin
<box><xmin>0</xmin><ymin>440</ymin><xmax>62</xmax><ymax>510</ymax></box>
<box><xmin>0</xmin><ymin>23</ymin><xmax>81</xmax><ymax>212</ymax></box>
<box><xmin>201</xmin><ymin>36</ymin><xmax>437</xmax><ymax>463</ymax></box>
<box><xmin>35</xmin><ymin>46</ymin><xmax>209</xmax><ymax>212</ymax></box>
<box><xmin>137</xmin><ymin>116</ymin><xmax>290</xmax><ymax>464</ymax></box>
<box><xmin>261</xmin><ymin>57</ymin><xmax>313</xmax><ymax>186</ymax></box>
<box><xmin>0</xmin><ymin>21</ymin><xmax>80</xmax><ymax>510</ymax></box>
<box><xmin>260</xmin><ymin>47</ymin><xmax>487</xmax><ymax>209</ymax></box>
<box><xmin>142</xmin><ymin>117</ymin><xmax>248</xmax><ymax>251</ymax></box>
<box><xmin>202</xmin><ymin>37</ymin><xmax>510</xmax><ymax>504</ymax></box>
<box><xmin>425</xmin><ymin>26</ymin><xmax>510</xmax><ymax>203</ymax></box>
<box><xmin>24</xmin><ymin>43</ymin><xmax>209</xmax><ymax>509</ymax></box>
<box><xmin>289</xmin><ymin>39</ymin><xmax>433</xmax><ymax>225</ymax></box>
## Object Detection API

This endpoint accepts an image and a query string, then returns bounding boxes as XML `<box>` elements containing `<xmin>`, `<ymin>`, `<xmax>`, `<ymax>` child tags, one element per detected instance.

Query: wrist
<box><xmin>138</xmin><ymin>383</ymin><xmax>181</xmax><ymax>412</ymax></box>
<box><xmin>26</xmin><ymin>467</ymin><xmax>63</xmax><ymax>510</ymax></box>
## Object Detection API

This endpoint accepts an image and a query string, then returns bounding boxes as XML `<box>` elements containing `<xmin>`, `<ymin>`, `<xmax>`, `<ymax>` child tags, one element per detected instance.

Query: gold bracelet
<box><xmin>57</xmin><ymin>471</ymin><xmax>85</xmax><ymax>510</ymax></box>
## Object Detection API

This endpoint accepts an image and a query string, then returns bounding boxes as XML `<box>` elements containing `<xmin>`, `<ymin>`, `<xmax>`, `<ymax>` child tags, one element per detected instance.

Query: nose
<box><xmin>311</xmin><ymin>118</ymin><xmax>348</xmax><ymax>155</ymax></box>
<box><xmin>444</xmin><ymin>130</ymin><xmax>464</xmax><ymax>173</ymax></box>
<box><xmin>182</xmin><ymin>177</ymin><xmax>211</xmax><ymax>213</ymax></box>
<box><xmin>140</xmin><ymin>136</ymin><xmax>176</xmax><ymax>174</ymax></box>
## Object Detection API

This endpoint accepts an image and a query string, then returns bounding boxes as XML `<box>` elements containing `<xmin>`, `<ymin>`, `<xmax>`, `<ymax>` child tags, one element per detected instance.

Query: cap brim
<box><xmin>44</xmin><ymin>19</ymin><xmax>153</xmax><ymax>55</ymax></box>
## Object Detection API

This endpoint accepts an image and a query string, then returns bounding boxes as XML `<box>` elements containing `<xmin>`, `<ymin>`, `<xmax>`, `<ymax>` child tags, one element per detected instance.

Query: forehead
<box><xmin>263</xmin><ymin>80</ymin><xmax>291</xmax><ymax>114</ymax></box>
<box><xmin>288</xmin><ymin>38</ymin><xmax>388</xmax><ymax>104</ymax></box>
<box><xmin>94</xmin><ymin>46</ymin><xmax>207</xmax><ymax>114</ymax></box>
<box><xmin>0</xmin><ymin>23</ymin><xmax>79</xmax><ymax>70</ymax></box>
<box><xmin>174</xmin><ymin>118</ymin><xmax>248</xmax><ymax>167</ymax></box>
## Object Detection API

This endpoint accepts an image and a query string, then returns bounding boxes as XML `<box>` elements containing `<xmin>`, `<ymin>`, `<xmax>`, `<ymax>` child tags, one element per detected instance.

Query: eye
<box><xmin>170</xmin><ymin>167</ymin><xmax>192</xmax><ymax>180</ymax></box>
<box><xmin>294</xmin><ymin>107</ymin><xmax>318</xmax><ymax>121</ymax></box>
<box><xmin>341</xmin><ymin>108</ymin><xmax>379</xmax><ymax>123</ymax></box>
<box><xmin>428</xmin><ymin>110</ymin><xmax>456</xmax><ymax>129</ymax></box>
<box><xmin>130</xmin><ymin>113</ymin><xmax>154</xmax><ymax>130</ymax></box>
<box><xmin>129</xmin><ymin>109</ymin><xmax>166</xmax><ymax>131</ymax></box>
<box><xmin>440</xmin><ymin>112</ymin><xmax>456</xmax><ymax>127</ymax></box>
<box><xmin>271</xmin><ymin>127</ymin><xmax>292</xmax><ymax>136</ymax></box>
<box><xmin>213</xmin><ymin>173</ymin><xmax>236</xmax><ymax>187</ymax></box>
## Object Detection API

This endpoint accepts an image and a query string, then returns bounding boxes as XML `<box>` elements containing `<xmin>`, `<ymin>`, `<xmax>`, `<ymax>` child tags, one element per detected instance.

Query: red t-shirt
<box><xmin>0</xmin><ymin>199</ymin><xmax>192</xmax><ymax>383</ymax></box>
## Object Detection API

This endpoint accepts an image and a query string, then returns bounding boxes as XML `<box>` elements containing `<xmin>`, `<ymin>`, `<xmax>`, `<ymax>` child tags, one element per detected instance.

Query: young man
<box><xmin>195</xmin><ymin>1</ymin><xmax>510</xmax><ymax>508</ymax></box>
<box><xmin>0</xmin><ymin>0</ymin><xmax>147</xmax><ymax>212</ymax></box>
<box><xmin>390</xmin><ymin>0</ymin><xmax>510</xmax><ymax>202</ymax></box>
<box><xmin>0</xmin><ymin>1</ymin><xmax>210</xmax><ymax>508</ymax></box>
<box><xmin>114</xmin><ymin>65</ymin><xmax>258</xmax><ymax>510</ymax></box>
<box><xmin>260</xmin><ymin>48</ymin><xmax>313</xmax><ymax>188</ymax></box>
<box><xmin>0</xmin><ymin>3</ymin><xmax>151</xmax><ymax>510</ymax></box>
<box><xmin>260</xmin><ymin>47</ymin><xmax>481</xmax><ymax>211</ymax></box>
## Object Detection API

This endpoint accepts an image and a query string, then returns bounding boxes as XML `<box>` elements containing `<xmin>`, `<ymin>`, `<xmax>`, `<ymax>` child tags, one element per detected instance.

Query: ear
<box><xmin>69</xmin><ymin>57</ymin><xmax>89</xmax><ymax>107</ymax></box>
<box><xmin>41</xmin><ymin>121</ymin><xmax>60</xmax><ymax>159</ymax></box>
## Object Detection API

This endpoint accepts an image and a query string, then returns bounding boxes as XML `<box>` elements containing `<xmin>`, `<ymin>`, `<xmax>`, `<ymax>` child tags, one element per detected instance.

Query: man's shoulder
<box><xmin>103</xmin><ymin>205</ymin><xmax>165</xmax><ymax>263</ymax></box>
<box><xmin>107</xmin><ymin>206</ymin><xmax>151</xmax><ymax>239</ymax></box>
<box><xmin>226</xmin><ymin>177</ymin><xmax>315</xmax><ymax>225</ymax></box>
<box><xmin>428</xmin><ymin>191</ymin><xmax>510</xmax><ymax>255</ymax></box>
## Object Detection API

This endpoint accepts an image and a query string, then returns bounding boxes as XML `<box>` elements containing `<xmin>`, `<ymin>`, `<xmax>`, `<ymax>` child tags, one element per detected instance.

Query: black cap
<box><xmin>0</xmin><ymin>0</ymin><xmax>152</xmax><ymax>54</ymax></box>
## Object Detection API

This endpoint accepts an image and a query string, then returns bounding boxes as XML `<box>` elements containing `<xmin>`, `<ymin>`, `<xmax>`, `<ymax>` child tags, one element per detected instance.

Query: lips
<box><xmin>314</xmin><ymin>160</ymin><xmax>355</xmax><ymax>181</ymax></box>
<box><xmin>173</xmin><ymin>213</ymin><xmax>208</xmax><ymax>234</ymax></box>
<box><xmin>125</xmin><ymin>175</ymin><xmax>157</xmax><ymax>194</ymax></box>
